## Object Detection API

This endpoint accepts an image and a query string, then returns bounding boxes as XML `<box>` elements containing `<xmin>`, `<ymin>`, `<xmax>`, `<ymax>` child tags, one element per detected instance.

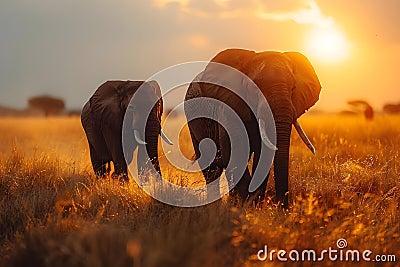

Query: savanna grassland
<box><xmin>0</xmin><ymin>115</ymin><xmax>399</xmax><ymax>267</ymax></box>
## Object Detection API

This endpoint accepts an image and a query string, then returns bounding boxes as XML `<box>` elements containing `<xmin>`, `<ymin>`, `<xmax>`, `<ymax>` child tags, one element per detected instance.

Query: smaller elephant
<box><xmin>81</xmin><ymin>80</ymin><xmax>173</xmax><ymax>183</ymax></box>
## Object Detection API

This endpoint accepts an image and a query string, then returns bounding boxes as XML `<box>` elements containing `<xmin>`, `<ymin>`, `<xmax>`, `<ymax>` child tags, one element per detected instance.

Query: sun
<box><xmin>305</xmin><ymin>25</ymin><xmax>350</xmax><ymax>63</ymax></box>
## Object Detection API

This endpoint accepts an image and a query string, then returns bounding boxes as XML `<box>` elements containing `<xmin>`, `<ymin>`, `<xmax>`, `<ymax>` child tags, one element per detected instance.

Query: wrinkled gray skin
<box><xmin>185</xmin><ymin>49</ymin><xmax>321</xmax><ymax>206</ymax></box>
<box><xmin>81</xmin><ymin>80</ymin><xmax>163</xmax><ymax>182</ymax></box>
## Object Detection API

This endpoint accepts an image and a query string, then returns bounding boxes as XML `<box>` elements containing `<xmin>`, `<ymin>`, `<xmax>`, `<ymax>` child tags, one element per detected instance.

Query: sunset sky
<box><xmin>0</xmin><ymin>0</ymin><xmax>399</xmax><ymax>111</ymax></box>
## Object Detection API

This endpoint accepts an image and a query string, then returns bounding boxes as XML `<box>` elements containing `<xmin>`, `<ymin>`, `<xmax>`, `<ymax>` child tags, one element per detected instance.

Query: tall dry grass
<box><xmin>0</xmin><ymin>115</ymin><xmax>399</xmax><ymax>267</ymax></box>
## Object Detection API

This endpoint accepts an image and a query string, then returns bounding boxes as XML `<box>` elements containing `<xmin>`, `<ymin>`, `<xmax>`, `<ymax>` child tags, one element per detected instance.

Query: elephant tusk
<box><xmin>258</xmin><ymin>119</ymin><xmax>278</xmax><ymax>151</ymax></box>
<box><xmin>160</xmin><ymin>128</ymin><xmax>174</xmax><ymax>145</ymax></box>
<box><xmin>134</xmin><ymin>130</ymin><xmax>147</xmax><ymax>145</ymax></box>
<box><xmin>293</xmin><ymin>120</ymin><xmax>315</xmax><ymax>154</ymax></box>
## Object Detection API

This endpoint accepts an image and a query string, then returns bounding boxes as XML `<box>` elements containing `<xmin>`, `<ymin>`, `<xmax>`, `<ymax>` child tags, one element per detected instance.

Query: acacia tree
<box><xmin>28</xmin><ymin>96</ymin><xmax>65</xmax><ymax>116</ymax></box>
<box><xmin>383</xmin><ymin>103</ymin><xmax>400</xmax><ymax>114</ymax></box>
<box><xmin>347</xmin><ymin>100</ymin><xmax>374</xmax><ymax>120</ymax></box>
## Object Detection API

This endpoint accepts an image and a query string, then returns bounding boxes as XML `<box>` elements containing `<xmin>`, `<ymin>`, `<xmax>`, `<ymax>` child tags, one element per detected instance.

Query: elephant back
<box><xmin>210</xmin><ymin>48</ymin><xmax>256</xmax><ymax>72</ymax></box>
<box><xmin>201</xmin><ymin>50</ymin><xmax>258</xmax><ymax>123</ymax></box>
<box><xmin>89</xmin><ymin>81</ymin><xmax>132</xmax><ymax>129</ymax></box>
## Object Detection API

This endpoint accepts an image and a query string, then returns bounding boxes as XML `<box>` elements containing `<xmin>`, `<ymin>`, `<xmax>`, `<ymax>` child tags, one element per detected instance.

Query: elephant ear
<box><xmin>117</xmin><ymin>81</ymin><xmax>145</xmax><ymax>112</ymax></box>
<box><xmin>123</xmin><ymin>80</ymin><xmax>163</xmax><ymax>122</ymax></box>
<box><xmin>284</xmin><ymin>52</ymin><xmax>321</xmax><ymax>118</ymax></box>
<box><xmin>146</xmin><ymin>80</ymin><xmax>163</xmax><ymax>122</ymax></box>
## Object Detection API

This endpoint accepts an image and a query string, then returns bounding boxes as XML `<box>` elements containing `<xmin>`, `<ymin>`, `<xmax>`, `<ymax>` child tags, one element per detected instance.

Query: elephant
<box><xmin>184</xmin><ymin>49</ymin><xmax>321</xmax><ymax>207</ymax></box>
<box><xmin>81</xmin><ymin>80</ymin><xmax>173</xmax><ymax>183</ymax></box>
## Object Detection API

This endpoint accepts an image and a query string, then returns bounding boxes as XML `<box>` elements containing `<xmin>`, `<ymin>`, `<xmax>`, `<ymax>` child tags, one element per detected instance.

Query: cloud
<box><xmin>257</xmin><ymin>1</ymin><xmax>333</xmax><ymax>27</ymax></box>
<box><xmin>152</xmin><ymin>0</ymin><xmax>190</xmax><ymax>9</ymax></box>
<box><xmin>152</xmin><ymin>0</ymin><xmax>211</xmax><ymax>18</ymax></box>
<box><xmin>152</xmin><ymin>0</ymin><xmax>333</xmax><ymax>27</ymax></box>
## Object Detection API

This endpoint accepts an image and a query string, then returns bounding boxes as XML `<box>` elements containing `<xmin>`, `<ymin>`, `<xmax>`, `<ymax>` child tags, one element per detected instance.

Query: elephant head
<box><xmin>185</xmin><ymin>49</ymin><xmax>321</xmax><ymax>206</ymax></box>
<box><xmin>119</xmin><ymin>80</ymin><xmax>173</xmax><ymax>146</ymax></box>
<box><xmin>81</xmin><ymin>80</ymin><xmax>172</xmax><ymax>183</ymax></box>
<box><xmin>246</xmin><ymin>51</ymin><xmax>321</xmax><ymax>205</ymax></box>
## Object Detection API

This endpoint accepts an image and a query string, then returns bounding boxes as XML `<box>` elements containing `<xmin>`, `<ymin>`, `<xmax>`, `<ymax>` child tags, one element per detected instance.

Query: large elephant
<box><xmin>184</xmin><ymin>49</ymin><xmax>321</xmax><ymax>206</ymax></box>
<box><xmin>81</xmin><ymin>80</ymin><xmax>172</xmax><ymax>183</ymax></box>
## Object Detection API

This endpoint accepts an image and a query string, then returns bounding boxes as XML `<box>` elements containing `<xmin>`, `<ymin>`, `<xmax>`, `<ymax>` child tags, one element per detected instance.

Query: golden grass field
<box><xmin>0</xmin><ymin>114</ymin><xmax>399</xmax><ymax>266</ymax></box>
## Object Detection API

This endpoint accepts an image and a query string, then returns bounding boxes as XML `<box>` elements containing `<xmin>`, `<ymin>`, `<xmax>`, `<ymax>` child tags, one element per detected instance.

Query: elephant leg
<box><xmin>88</xmin><ymin>142</ymin><xmax>109</xmax><ymax>178</ymax></box>
<box><xmin>105</xmin><ymin>162</ymin><xmax>111</xmax><ymax>175</ymax></box>
<box><xmin>193</xmin><ymin>135</ymin><xmax>223</xmax><ymax>201</ymax></box>
<box><xmin>137</xmin><ymin>143</ymin><xmax>160</xmax><ymax>183</ymax></box>
<box><xmin>248</xmin><ymin>136</ymin><xmax>270</xmax><ymax>205</ymax></box>
<box><xmin>214</xmin><ymin>121</ymin><xmax>252</xmax><ymax>202</ymax></box>
<box><xmin>81</xmin><ymin>110</ymin><xmax>111</xmax><ymax>178</ymax></box>
<box><xmin>226</xmin><ymin>167</ymin><xmax>251</xmax><ymax>202</ymax></box>
<box><xmin>218</xmin><ymin>130</ymin><xmax>251</xmax><ymax>202</ymax></box>
<box><xmin>250</xmin><ymin>149</ymin><xmax>270</xmax><ymax>205</ymax></box>
<box><xmin>202</xmin><ymin>161</ymin><xmax>223</xmax><ymax>202</ymax></box>
<box><xmin>102</xmin><ymin>126</ymin><xmax>128</xmax><ymax>183</ymax></box>
<box><xmin>188</xmin><ymin>119</ymin><xmax>223</xmax><ymax>201</ymax></box>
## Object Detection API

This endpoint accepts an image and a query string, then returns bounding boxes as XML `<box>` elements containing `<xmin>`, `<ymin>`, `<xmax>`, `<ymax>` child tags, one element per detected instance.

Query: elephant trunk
<box><xmin>267</xmin><ymin>93</ymin><xmax>294</xmax><ymax>207</ymax></box>
<box><xmin>131</xmin><ymin>99</ymin><xmax>173</xmax><ymax>147</ymax></box>
<box><xmin>144</xmin><ymin>118</ymin><xmax>162</xmax><ymax>175</ymax></box>
<box><xmin>274</xmin><ymin>120</ymin><xmax>292</xmax><ymax>207</ymax></box>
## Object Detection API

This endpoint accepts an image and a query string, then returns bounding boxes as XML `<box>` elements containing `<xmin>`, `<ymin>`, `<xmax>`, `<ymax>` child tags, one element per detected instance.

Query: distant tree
<box><xmin>347</xmin><ymin>100</ymin><xmax>374</xmax><ymax>120</ymax></box>
<box><xmin>383</xmin><ymin>103</ymin><xmax>400</xmax><ymax>114</ymax></box>
<box><xmin>28</xmin><ymin>95</ymin><xmax>65</xmax><ymax>117</ymax></box>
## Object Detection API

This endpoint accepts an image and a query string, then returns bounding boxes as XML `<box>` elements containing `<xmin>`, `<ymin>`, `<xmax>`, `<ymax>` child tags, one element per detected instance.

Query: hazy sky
<box><xmin>0</xmin><ymin>0</ymin><xmax>399</xmax><ymax>111</ymax></box>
